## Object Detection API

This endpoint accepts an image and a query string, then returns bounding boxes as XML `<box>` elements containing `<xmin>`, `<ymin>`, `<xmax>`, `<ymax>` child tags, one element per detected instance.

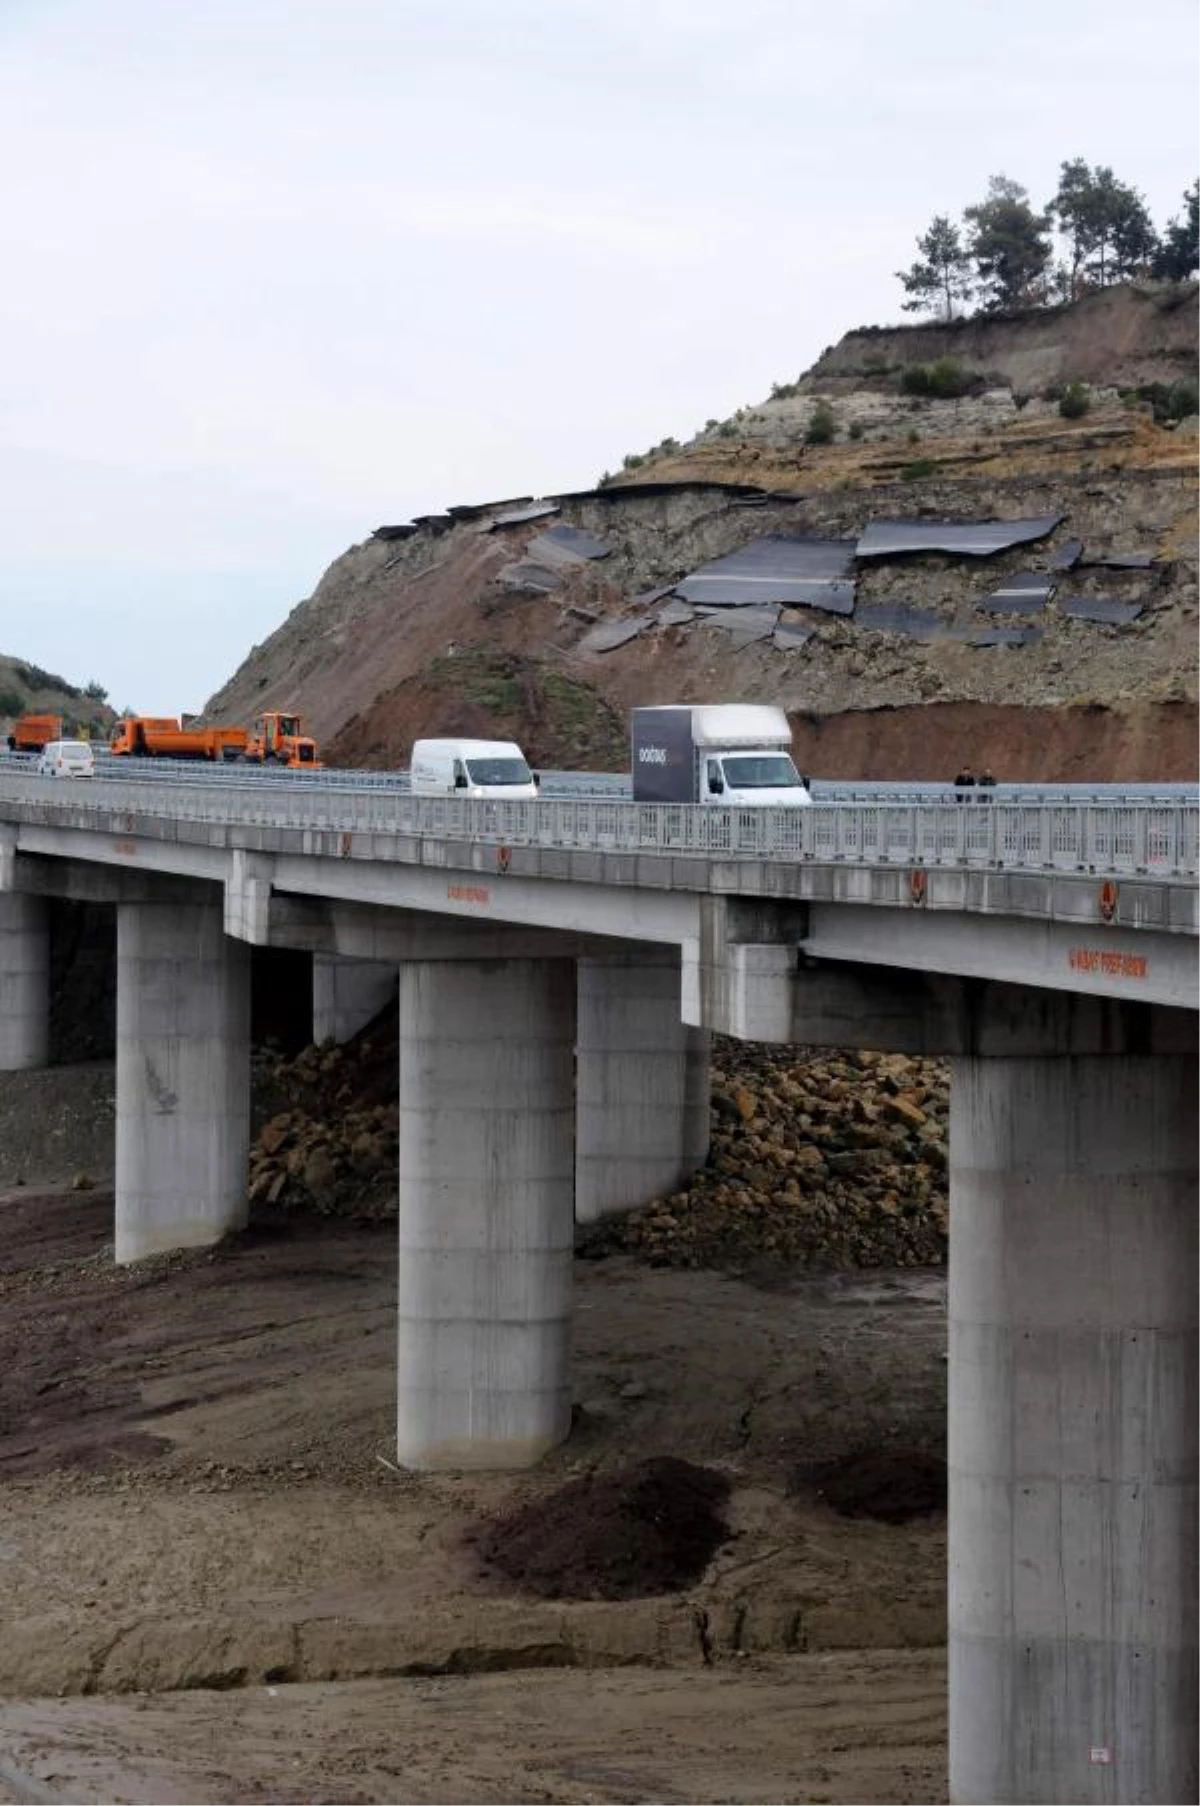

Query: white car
<box><xmin>38</xmin><ymin>739</ymin><xmax>95</xmax><ymax>778</ymax></box>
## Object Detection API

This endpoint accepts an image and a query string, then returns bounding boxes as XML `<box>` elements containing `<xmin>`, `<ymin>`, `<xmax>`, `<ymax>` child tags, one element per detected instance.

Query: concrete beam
<box><xmin>803</xmin><ymin>901</ymin><xmax>1196</xmax><ymax>1010</ymax></box>
<box><xmin>15</xmin><ymin>821</ymin><xmax>225</xmax><ymax>887</ymax></box>
<box><xmin>265</xmin><ymin>894</ymin><xmax>619</xmax><ymax>964</ymax></box>
<box><xmin>115</xmin><ymin>901</ymin><xmax>251</xmax><ymax>1263</ymax></box>
<box><xmin>395</xmin><ymin>958</ymin><xmax>576</xmax><ymax>1470</ymax></box>
<box><xmin>268</xmin><ymin>850</ymin><xmax>699</xmax><ymax>948</ymax></box>
<box><xmin>225</xmin><ymin>850</ymin><xmax>274</xmax><ymax>945</ymax></box>
<box><xmin>681</xmin><ymin>895</ymin><xmax>808</xmax><ymax>1031</ymax></box>
<box><xmin>4</xmin><ymin>852</ymin><xmax>214</xmax><ymax>907</ymax></box>
<box><xmin>575</xmin><ymin>949</ymin><xmax>710</xmax><ymax>1223</ymax></box>
<box><xmin>686</xmin><ymin>941</ymin><xmax>1198</xmax><ymax>1057</ymax></box>
<box><xmin>949</xmin><ymin>1051</ymin><xmax>1198</xmax><ymax>1803</ymax></box>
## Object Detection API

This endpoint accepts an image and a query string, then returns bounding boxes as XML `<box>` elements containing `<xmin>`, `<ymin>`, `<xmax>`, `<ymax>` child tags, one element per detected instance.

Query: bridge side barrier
<box><xmin>0</xmin><ymin>769</ymin><xmax>1196</xmax><ymax>879</ymax></box>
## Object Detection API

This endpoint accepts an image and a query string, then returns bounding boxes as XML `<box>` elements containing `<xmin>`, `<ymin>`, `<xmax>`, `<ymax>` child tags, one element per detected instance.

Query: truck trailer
<box><xmin>110</xmin><ymin>717</ymin><xmax>249</xmax><ymax>761</ymax></box>
<box><xmin>630</xmin><ymin>704</ymin><xmax>810</xmax><ymax>806</ymax></box>
<box><xmin>6</xmin><ymin>713</ymin><xmax>64</xmax><ymax>753</ymax></box>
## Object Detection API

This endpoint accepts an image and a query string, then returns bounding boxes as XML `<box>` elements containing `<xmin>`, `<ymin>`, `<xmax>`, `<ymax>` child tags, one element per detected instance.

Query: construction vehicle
<box><xmin>6</xmin><ymin>713</ymin><xmax>64</xmax><ymax>753</ymax></box>
<box><xmin>242</xmin><ymin>711</ymin><xmax>322</xmax><ymax>768</ymax></box>
<box><xmin>109</xmin><ymin>710</ymin><xmax>320</xmax><ymax>768</ymax></box>
<box><xmin>110</xmin><ymin>717</ymin><xmax>250</xmax><ymax>761</ymax></box>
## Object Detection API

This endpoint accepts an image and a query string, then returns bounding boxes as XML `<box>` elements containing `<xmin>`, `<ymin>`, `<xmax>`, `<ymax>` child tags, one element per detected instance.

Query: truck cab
<box><xmin>247</xmin><ymin>712</ymin><xmax>321</xmax><ymax>768</ymax></box>
<box><xmin>700</xmin><ymin>747</ymin><xmax>810</xmax><ymax>806</ymax></box>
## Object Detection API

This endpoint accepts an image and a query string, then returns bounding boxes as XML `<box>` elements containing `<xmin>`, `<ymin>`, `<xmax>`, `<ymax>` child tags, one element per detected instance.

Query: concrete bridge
<box><xmin>0</xmin><ymin>768</ymin><xmax>1196</xmax><ymax>1805</ymax></box>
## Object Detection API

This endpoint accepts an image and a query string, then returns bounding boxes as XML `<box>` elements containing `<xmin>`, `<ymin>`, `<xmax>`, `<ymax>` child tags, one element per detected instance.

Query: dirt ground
<box><xmin>0</xmin><ymin>1653</ymin><xmax>945</xmax><ymax>1805</ymax></box>
<box><xmin>0</xmin><ymin>1167</ymin><xmax>949</xmax><ymax>1805</ymax></box>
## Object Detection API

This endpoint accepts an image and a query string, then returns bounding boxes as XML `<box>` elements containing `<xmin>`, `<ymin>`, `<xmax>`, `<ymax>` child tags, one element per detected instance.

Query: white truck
<box><xmin>630</xmin><ymin>704</ymin><xmax>810</xmax><ymax>806</ymax></box>
<box><xmin>409</xmin><ymin>737</ymin><xmax>539</xmax><ymax>800</ymax></box>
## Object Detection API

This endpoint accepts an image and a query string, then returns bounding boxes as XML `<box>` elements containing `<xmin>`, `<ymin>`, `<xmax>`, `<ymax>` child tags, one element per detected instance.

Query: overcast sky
<box><xmin>1</xmin><ymin>0</ymin><xmax>1195</xmax><ymax>712</ymax></box>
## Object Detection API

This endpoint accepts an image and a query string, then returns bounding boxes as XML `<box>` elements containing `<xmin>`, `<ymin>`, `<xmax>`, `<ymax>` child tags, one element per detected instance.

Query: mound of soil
<box><xmin>468</xmin><ymin>1456</ymin><xmax>733</xmax><ymax>1600</ymax></box>
<box><xmin>797</xmin><ymin>1447</ymin><xmax>947</xmax><ymax>1524</ymax></box>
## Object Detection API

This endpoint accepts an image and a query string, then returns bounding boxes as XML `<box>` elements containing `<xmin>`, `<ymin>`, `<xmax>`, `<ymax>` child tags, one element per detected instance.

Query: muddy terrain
<box><xmin>0</xmin><ymin>1143</ymin><xmax>949</xmax><ymax>1803</ymax></box>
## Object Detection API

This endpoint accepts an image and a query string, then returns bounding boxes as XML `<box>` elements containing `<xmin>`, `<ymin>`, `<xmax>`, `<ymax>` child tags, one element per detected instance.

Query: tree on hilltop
<box><xmin>895</xmin><ymin>215</ymin><xmax>974</xmax><ymax>319</ymax></box>
<box><xmin>1152</xmin><ymin>179</ymin><xmax>1199</xmax><ymax>280</ymax></box>
<box><xmin>1051</xmin><ymin>159</ymin><xmax>1158</xmax><ymax>292</ymax></box>
<box><xmin>964</xmin><ymin>175</ymin><xmax>1053</xmax><ymax>312</ymax></box>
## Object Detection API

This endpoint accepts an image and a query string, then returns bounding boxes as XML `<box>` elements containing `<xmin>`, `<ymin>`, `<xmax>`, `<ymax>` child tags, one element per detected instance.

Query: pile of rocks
<box><xmin>581</xmin><ymin>1043</ymin><xmax>949</xmax><ymax>1271</ymax></box>
<box><xmin>248</xmin><ymin>1027</ymin><xmax>949</xmax><ymax>1270</ymax></box>
<box><xmin>248</xmin><ymin>1036</ymin><xmax>398</xmax><ymax>1218</ymax></box>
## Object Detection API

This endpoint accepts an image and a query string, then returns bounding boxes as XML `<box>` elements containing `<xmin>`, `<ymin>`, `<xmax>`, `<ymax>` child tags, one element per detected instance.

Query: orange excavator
<box><xmin>110</xmin><ymin>711</ymin><xmax>321</xmax><ymax>768</ymax></box>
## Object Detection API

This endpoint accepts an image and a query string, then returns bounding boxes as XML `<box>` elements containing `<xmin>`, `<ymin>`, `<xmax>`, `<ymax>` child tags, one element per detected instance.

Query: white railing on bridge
<box><xmin>0</xmin><ymin>767</ymin><xmax>1196</xmax><ymax>880</ymax></box>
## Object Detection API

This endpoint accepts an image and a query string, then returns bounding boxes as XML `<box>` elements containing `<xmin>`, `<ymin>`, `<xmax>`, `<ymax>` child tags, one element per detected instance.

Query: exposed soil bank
<box><xmin>789</xmin><ymin>699</ymin><xmax>1198</xmax><ymax>782</ymax></box>
<box><xmin>0</xmin><ymin>1652</ymin><xmax>947</xmax><ymax>1804</ymax></box>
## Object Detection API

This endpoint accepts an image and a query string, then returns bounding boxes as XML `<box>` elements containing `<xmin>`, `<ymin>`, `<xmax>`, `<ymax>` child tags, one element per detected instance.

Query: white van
<box><xmin>37</xmin><ymin>739</ymin><xmax>95</xmax><ymax>779</ymax></box>
<box><xmin>409</xmin><ymin>738</ymin><xmax>538</xmax><ymax>800</ymax></box>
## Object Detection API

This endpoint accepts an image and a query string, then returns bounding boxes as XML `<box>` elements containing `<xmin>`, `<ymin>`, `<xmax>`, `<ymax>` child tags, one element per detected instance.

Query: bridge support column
<box><xmin>115</xmin><ymin>901</ymin><xmax>250</xmax><ymax>1264</ymax></box>
<box><xmin>949</xmin><ymin>1052</ymin><xmax>1198</xmax><ymax>1805</ymax></box>
<box><xmin>312</xmin><ymin>954</ymin><xmax>396</xmax><ymax>1044</ymax></box>
<box><xmin>0</xmin><ymin>895</ymin><xmax>49</xmax><ymax>1070</ymax></box>
<box><xmin>575</xmin><ymin>950</ymin><xmax>710</xmax><ymax>1222</ymax></box>
<box><xmin>396</xmin><ymin>958</ymin><xmax>575</xmax><ymax>1469</ymax></box>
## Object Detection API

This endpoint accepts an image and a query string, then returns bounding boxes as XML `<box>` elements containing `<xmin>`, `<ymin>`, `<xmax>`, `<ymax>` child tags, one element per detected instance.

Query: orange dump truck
<box><xmin>110</xmin><ymin>711</ymin><xmax>320</xmax><ymax>768</ymax></box>
<box><xmin>110</xmin><ymin>717</ymin><xmax>249</xmax><ymax>761</ymax></box>
<box><xmin>6</xmin><ymin>713</ymin><xmax>64</xmax><ymax>752</ymax></box>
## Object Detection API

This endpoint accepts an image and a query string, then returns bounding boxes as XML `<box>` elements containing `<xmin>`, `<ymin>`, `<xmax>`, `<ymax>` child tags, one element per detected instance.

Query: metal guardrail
<box><xmin>0</xmin><ymin>766</ymin><xmax>1196</xmax><ymax>879</ymax></box>
<box><xmin>0</xmin><ymin>756</ymin><xmax>605</xmax><ymax>799</ymax></box>
<box><xmin>0</xmin><ymin>751</ymin><xmax>412</xmax><ymax>792</ymax></box>
<box><xmin>1</xmin><ymin>752</ymin><xmax>1193</xmax><ymax>809</ymax></box>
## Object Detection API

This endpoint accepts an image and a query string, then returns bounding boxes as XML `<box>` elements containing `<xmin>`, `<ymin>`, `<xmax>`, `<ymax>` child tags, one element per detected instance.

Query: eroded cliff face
<box><xmin>201</xmin><ymin>283</ymin><xmax>1198</xmax><ymax>781</ymax></box>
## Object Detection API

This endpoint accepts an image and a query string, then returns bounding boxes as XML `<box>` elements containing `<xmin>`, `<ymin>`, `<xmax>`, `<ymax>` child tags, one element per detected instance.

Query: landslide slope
<box><xmin>202</xmin><ymin>282</ymin><xmax>1199</xmax><ymax>781</ymax></box>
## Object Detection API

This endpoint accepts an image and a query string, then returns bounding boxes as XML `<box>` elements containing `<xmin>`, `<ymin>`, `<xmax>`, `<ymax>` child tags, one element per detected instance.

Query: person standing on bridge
<box><xmin>953</xmin><ymin>766</ymin><xmax>976</xmax><ymax>801</ymax></box>
<box><xmin>977</xmin><ymin>768</ymin><xmax>997</xmax><ymax>800</ymax></box>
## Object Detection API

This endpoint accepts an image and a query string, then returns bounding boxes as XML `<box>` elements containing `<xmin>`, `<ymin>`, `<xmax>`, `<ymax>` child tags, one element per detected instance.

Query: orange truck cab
<box><xmin>244</xmin><ymin>711</ymin><xmax>322</xmax><ymax>768</ymax></box>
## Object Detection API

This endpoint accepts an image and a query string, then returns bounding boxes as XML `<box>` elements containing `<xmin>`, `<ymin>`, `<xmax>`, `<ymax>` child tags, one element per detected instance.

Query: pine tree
<box><xmin>964</xmin><ymin>176</ymin><xmax>1052</xmax><ymax>312</ymax></box>
<box><xmin>895</xmin><ymin>215</ymin><xmax>974</xmax><ymax>319</ymax></box>
<box><xmin>1152</xmin><ymin>180</ymin><xmax>1199</xmax><ymax>281</ymax></box>
<box><xmin>1051</xmin><ymin>160</ymin><xmax>1158</xmax><ymax>291</ymax></box>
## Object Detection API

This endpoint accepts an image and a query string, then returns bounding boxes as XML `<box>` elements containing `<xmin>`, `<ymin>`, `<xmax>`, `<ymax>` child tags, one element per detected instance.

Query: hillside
<box><xmin>203</xmin><ymin>282</ymin><xmax>1199</xmax><ymax>781</ymax></box>
<box><xmin>0</xmin><ymin>656</ymin><xmax>115</xmax><ymax>745</ymax></box>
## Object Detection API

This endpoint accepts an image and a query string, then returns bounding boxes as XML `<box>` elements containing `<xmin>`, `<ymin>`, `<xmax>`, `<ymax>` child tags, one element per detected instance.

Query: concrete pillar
<box><xmin>115</xmin><ymin>901</ymin><xmax>251</xmax><ymax>1264</ymax></box>
<box><xmin>949</xmin><ymin>1053</ymin><xmax>1198</xmax><ymax>1805</ymax></box>
<box><xmin>312</xmin><ymin>953</ymin><xmax>396</xmax><ymax>1044</ymax></box>
<box><xmin>575</xmin><ymin>950</ymin><xmax>711</xmax><ymax>1223</ymax></box>
<box><xmin>0</xmin><ymin>895</ymin><xmax>49</xmax><ymax>1070</ymax></box>
<box><xmin>396</xmin><ymin>958</ymin><xmax>576</xmax><ymax>1469</ymax></box>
